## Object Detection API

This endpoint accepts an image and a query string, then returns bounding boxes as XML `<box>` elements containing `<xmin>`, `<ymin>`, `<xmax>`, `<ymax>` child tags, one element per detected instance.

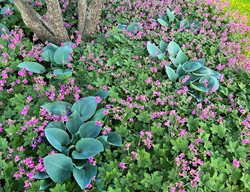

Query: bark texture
<box><xmin>14</xmin><ymin>0</ymin><xmax>103</xmax><ymax>45</ymax></box>
<box><xmin>77</xmin><ymin>0</ymin><xmax>88</xmax><ymax>35</ymax></box>
<box><xmin>45</xmin><ymin>0</ymin><xmax>69</xmax><ymax>41</ymax></box>
<box><xmin>83</xmin><ymin>0</ymin><xmax>104</xmax><ymax>37</ymax></box>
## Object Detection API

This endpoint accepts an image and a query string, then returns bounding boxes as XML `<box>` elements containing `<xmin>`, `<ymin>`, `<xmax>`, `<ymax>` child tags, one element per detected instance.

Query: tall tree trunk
<box><xmin>45</xmin><ymin>0</ymin><xmax>69</xmax><ymax>42</ymax></box>
<box><xmin>14</xmin><ymin>0</ymin><xmax>103</xmax><ymax>45</ymax></box>
<box><xmin>77</xmin><ymin>0</ymin><xmax>87</xmax><ymax>35</ymax></box>
<box><xmin>14</xmin><ymin>0</ymin><xmax>61</xmax><ymax>44</ymax></box>
<box><xmin>83</xmin><ymin>0</ymin><xmax>104</xmax><ymax>37</ymax></box>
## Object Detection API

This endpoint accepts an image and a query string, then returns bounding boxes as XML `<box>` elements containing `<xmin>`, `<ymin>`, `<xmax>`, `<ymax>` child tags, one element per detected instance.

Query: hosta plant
<box><xmin>17</xmin><ymin>42</ymin><xmax>74</xmax><ymax>80</ymax></box>
<box><xmin>147</xmin><ymin>40</ymin><xmax>220</xmax><ymax>101</ymax></box>
<box><xmin>0</xmin><ymin>23</ymin><xmax>9</xmax><ymax>35</ymax></box>
<box><xmin>117</xmin><ymin>22</ymin><xmax>142</xmax><ymax>34</ymax></box>
<box><xmin>157</xmin><ymin>8</ymin><xmax>199</xmax><ymax>30</ymax></box>
<box><xmin>0</xmin><ymin>0</ymin><xmax>13</xmax><ymax>16</ymax></box>
<box><xmin>33</xmin><ymin>96</ymin><xmax>122</xmax><ymax>190</ymax></box>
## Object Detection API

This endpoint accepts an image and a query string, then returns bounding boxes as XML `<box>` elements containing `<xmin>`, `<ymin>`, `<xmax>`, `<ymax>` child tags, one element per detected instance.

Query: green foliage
<box><xmin>117</xmin><ymin>22</ymin><xmax>142</xmax><ymax>34</ymax></box>
<box><xmin>17</xmin><ymin>62</ymin><xmax>46</xmax><ymax>74</ymax></box>
<box><xmin>34</xmin><ymin>96</ymin><xmax>122</xmax><ymax>190</ymax></box>
<box><xmin>147</xmin><ymin>40</ymin><xmax>220</xmax><ymax>101</ymax></box>
<box><xmin>157</xmin><ymin>8</ymin><xmax>199</xmax><ymax>30</ymax></box>
<box><xmin>41</xmin><ymin>42</ymin><xmax>74</xmax><ymax>79</ymax></box>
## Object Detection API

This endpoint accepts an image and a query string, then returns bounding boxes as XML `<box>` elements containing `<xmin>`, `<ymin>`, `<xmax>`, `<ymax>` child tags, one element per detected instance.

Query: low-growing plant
<box><xmin>157</xmin><ymin>8</ymin><xmax>199</xmax><ymax>30</ymax></box>
<box><xmin>117</xmin><ymin>22</ymin><xmax>142</xmax><ymax>34</ymax></box>
<box><xmin>0</xmin><ymin>0</ymin><xmax>13</xmax><ymax>16</ymax></box>
<box><xmin>33</xmin><ymin>96</ymin><xmax>122</xmax><ymax>190</ymax></box>
<box><xmin>0</xmin><ymin>23</ymin><xmax>9</xmax><ymax>35</ymax></box>
<box><xmin>147</xmin><ymin>40</ymin><xmax>220</xmax><ymax>101</ymax></box>
<box><xmin>17</xmin><ymin>42</ymin><xmax>74</xmax><ymax>80</ymax></box>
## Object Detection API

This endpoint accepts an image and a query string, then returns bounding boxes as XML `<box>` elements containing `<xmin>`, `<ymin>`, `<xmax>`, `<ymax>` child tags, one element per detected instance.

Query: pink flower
<box><xmin>119</xmin><ymin>162</ymin><xmax>127</xmax><ymax>170</ymax></box>
<box><xmin>132</xmin><ymin>151</ymin><xmax>138</xmax><ymax>159</ymax></box>
<box><xmin>21</xmin><ymin>106</ymin><xmax>29</xmax><ymax>115</ymax></box>
<box><xmin>95</xmin><ymin>96</ymin><xmax>101</xmax><ymax>103</ymax></box>
<box><xmin>233</xmin><ymin>159</ymin><xmax>240</xmax><ymax>168</ymax></box>
<box><xmin>86</xmin><ymin>184</ymin><xmax>92</xmax><ymax>189</ymax></box>
<box><xmin>27</xmin><ymin>96</ymin><xmax>32</xmax><ymax>103</ymax></box>
<box><xmin>242</xmin><ymin>139</ymin><xmax>249</xmax><ymax>145</ymax></box>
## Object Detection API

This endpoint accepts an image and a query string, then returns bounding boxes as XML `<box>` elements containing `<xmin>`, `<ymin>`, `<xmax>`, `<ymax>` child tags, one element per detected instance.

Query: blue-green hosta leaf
<box><xmin>190</xmin><ymin>82</ymin><xmax>208</xmax><ymax>92</ymax></box>
<box><xmin>72</xmin><ymin>138</ymin><xmax>104</xmax><ymax>159</ymax></box>
<box><xmin>73</xmin><ymin>165</ymin><xmax>97</xmax><ymax>190</ymax></box>
<box><xmin>0</xmin><ymin>23</ymin><xmax>9</xmax><ymax>35</ymax></box>
<box><xmin>39</xmin><ymin>178</ymin><xmax>53</xmax><ymax>191</ymax></box>
<box><xmin>73</xmin><ymin>159</ymin><xmax>88</xmax><ymax>169</ymax></box>
<box><xmin>117</xmin><ymin>24</ymin><xmax>127</xmax><ymax>29</ymax></box>
<box><xmin>178</xmin><ymin>19</ymin><xmax>190</xmax><ymax>29</ymax></box>
<box><xmin>53</xmin><ymin>69</ymin><xmax>72</xmax><ymax>79</ymax></box>
<box><xmin>66</xmin><ymin>111</ymin><xmax>84</xmax><ymax>134</ymax></box>
<box><xmin>157</xmin><ymin>53</ymin><xmax>165</xmax><ymax>60</ymax></box>
<box><xmin>41</xmin><ymin>49</ymin><xmax>55</xmax><ymax>62</ymax></box>
<box><xmin>41</xmin><ymin>101</ymin><xmax>72</xmax><ymax>116</ymax></box>
<box><xmin>96</xmin><ymin>136</ymin><xmax>110</xmax><ymax>148</ymax></box>
<box><xmin>159</xmin><ymin>40</ymin><xmax>168</xmax><ymax>53</ymax></box>
<box><xmin>196</xmin><ymin>58</ymin><xmax>206</xmax><ymax>65</ymax></box>
<box><xmin>97</xmin><ymin>132</ymin><xmax>122</xmax><ymax>147</ymax></box>
<box><xmin>63</xmin><ymin>41</ymin><xmax>74</xmax><ymax>47</ymax></box>
<box><xmin>183</xmin><ymin>61</ymin><xmax>203</xmax><ymax>72</ymax></box>
<box><xmin>127</xmin><ymin>22</ymin><xmax>141</xmax><ymax>34</ymax></box>
<box><xmin>54</xmin><ymin>46</ymin><xmax>72</xmax><ymax>65</ymax></box>
<box><xmin>106</xmin><ymin>132</ymin><xmax>122</xmax><ymax>146</ymax></box>
<box><xmin>179</xmin><ymin>75</ymin><xmax>200</xmax><ymax>85</ymax></box>
<box><xmin>173</xmin><ymin>50</ymin><xmax>188</xmax><ymax>66</ymax></box>
<box><xmin>193</xmin><ymin>92</ymin><xmax>202</xmax><ymax>102</ymax></box>
<box><xmin>167</xmin><ymin>41</ymin><xmax>181</xmax><ymax>56</ymax></box>
<box><xmin>0</xmin><ymin>5</ymin><xmax>12</xmax><ymax>15</ymax></box>
<box><xmin>193</xmin><ymin>66</ymin><xmax>214</xmax><ymax>76</ymax></box>
<box><xmin>199</xmin><ymin>75</ymin><xmax>219</xmax><ymax>91</ymax></box>
<box><xmin>90</xmin><ymin>108</ymin><xmax>108</xmax><ymax>121</ymax></box>
<box><xmin>165</xmin><ymin>65</ymin><xmax>178</xmax><ymax>82</ymax></box>
<box><xmin>157</xmin><ymin>18</ymin><xmax>168</xmax><ymax>26</ymax></box>
<box><xmin>17</xmin><ymin>62</ymin><xmax>46</xmax><ymax>74</ymax></box>
<box><xmin>46</xmin><ymin>121</ymin><xmax>65</xmax><ymax>130</ymax></box>
<box><xmin>176</xmin><ymin>64</ymin><xmax>186</xmax><ymax>76</ymax></box>
<box><xmin>71</xmin><ymin>97</ymin><xmax>98</xmax><ymax>122</ymax></box>
<box><xmin>212</xmin><ymin>71</ymin><xmax>221</xmax><ymax>78</ymax></box>
<box><xmin>147</xmin><ymin>42</ymin><xmax>162</xmax><ymax>57</ymax></box>
<box><xmin>33</xmin><ymin>172</ymin><xmax>49</xmax><ymax>180</ymax></box>
<box><xmin>79</xmin><ymin>121</ymin><xmax>101</xmax><ymax>138</ymax></box>
<box><xmin>95</xmin><ymin>90</ymin><xmax>109</xmax><ymax>99</ymax></box>
<box><xmin>43</xmin><ymin>43</ymin><xmax>59</xmax><ymax>51</ymax></box>
<box><xmin>44</xmin><ymin>154</ymin><xmax>73</xmax><ymax>183</ymax></box>
<box><xmin>45</xmin><ymin>128</ymin><xmax>70</xmax><ymax>152</ymax></box>
<box><xmin>62</xmin><ymin>145</ymin><xmax>75</xmax><ymax>156</ymax></box>
<box><xmin>166</xmin><ymin>8</ymin><xmax>175</xmax><ymax>22</ymax></box>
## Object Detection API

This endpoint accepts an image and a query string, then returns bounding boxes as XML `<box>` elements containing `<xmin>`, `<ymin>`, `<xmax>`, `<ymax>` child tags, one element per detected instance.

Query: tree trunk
<box><xmin>45</xmin><ymin>0</ymin><xmax>69</xmax><ymax>42</ymax></box>
<box><xmin>14</xmin><ymin>0</ymin><xmax>103</xmax><ymax>45</ymax></box>
<box><xmin>83</xmin><ymin>0</ymin><xmax>104</xmax><ymax>37</ymax></box>
<box><xmin>77</xmin><ymin>0</ymin><xmax>87</xmax><ymax>35</ymax></box>
<box><xmin>14</xmin><ymin>0</ymin><xmax>61</xmax><ymax>44</ymax></box>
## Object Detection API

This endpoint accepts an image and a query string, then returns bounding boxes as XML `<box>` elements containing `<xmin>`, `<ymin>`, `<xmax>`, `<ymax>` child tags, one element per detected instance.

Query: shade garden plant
<box><xmin>0</xmin><ymin>0</ymin><xmax>250</xmax><ymax>192</ymax></box>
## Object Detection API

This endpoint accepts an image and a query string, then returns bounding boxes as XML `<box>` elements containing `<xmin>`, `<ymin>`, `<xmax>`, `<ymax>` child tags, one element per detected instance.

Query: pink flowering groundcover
<box><xmin>0</xmin><ymin>0</ymin><xmax>249</xmax><ymax>191</ymax></box>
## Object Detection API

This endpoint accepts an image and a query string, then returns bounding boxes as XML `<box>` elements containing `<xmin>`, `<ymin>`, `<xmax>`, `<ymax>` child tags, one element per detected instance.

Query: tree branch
<box><xmin>83</xmin><ymin>0</ymin><xmax>104</xmax><ymax>37</ymax></box>
<box><xmin>45</xmin><ymin>0</ymin><xmax>69</xmax><ymax>42</ymax></box>
<box><xmin>14</xmin><ymin>0</ymin><xmax>61</xmax><ymax>44</ymax></box>
<box><xmin>77</xmin><ymin>0</ymin><xmax>87</xmax><ymax>35</ymax></box>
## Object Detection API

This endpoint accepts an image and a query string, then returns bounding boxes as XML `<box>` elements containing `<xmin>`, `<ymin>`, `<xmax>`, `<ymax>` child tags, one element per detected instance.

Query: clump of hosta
<box><xmin>17</xmin><ymin>42</ymin><xmax>74</xmax><ymax>80</ymax></box>
<box><xmin>157</xmin><ymin>8</ymin><xmax>199</xmax><ymax>30</ymax></box>
<box><xmin>117</xmin><ymin>22</ymin><xmax>142</xmax><ymax>34</ymax></box>
<box><xmin>147</xmin><ymin>40</ymin><xmax>220</xmax><ymax>101</ymax></box>
<box><xmin>0</xmin><ymin>23</ymin><xmax>9</xmax><ymax>35</ymax></box>
<box><xmin>33</xmin><ymin>96</ymin><xmax>122</xmax><ymax>190</ymax></box>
